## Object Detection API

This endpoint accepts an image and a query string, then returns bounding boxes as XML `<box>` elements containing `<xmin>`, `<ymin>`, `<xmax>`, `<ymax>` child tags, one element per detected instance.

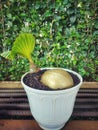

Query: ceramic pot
<box><xmin>21</xmin><ymin>68</ymin><xmax>82</xmax><ymax>130</ymax></box>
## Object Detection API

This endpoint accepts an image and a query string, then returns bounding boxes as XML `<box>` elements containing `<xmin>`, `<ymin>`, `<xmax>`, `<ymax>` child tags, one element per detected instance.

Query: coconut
<box><xmin>40</xmin><ymin>69</ymin><xmax>74</xmax><ymax>89</ymax></box>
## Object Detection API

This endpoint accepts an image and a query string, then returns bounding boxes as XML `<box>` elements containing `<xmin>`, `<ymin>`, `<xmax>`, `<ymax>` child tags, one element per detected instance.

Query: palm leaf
<box><xmin>12</xmin><ymin>33</ymin><xmax>35</xmax><ymax>62</ymax></box>
<box><xmin>0</xmin><ymin>51</ymin><xmax>14</xmax><ymax>60</ymax></box>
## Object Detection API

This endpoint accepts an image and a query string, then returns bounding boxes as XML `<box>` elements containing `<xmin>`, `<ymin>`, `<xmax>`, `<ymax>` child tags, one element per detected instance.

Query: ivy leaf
<box><xmin>12</xmin><ymin>33</ymin><xmax>35</xmax><ymax>62</ymax></box>
<box><xmin>70</xmin><ymin>16</ymin><xmax>76</xmax><ymax>23</ymax></box>
<box><xmin>93</xmin><ymin>31</ymin><xmax>98</xmax><ymax>36</ymax></box>
<box><xmin>95</xmin><ymin>20</ymin><xmax>98</xmax><ymax>29</ymax></box>
<box><xmin>54</xmin><ymin>15</ymin><xmax>61</xmax><ymax>21</ymax></box>
<box><xmin>65</xmin><ymin>28</ymin><xmax>70</xmax><ymax>37</ymax></box>
<box><xmin>63</xmin><ymin>0</ymin><xmax>68</xmax><ymax>4</ymax></box>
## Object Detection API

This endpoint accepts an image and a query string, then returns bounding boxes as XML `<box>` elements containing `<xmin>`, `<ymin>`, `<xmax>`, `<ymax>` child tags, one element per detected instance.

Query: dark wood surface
<box><xmin>0</xmin><ymin>82</ymin><xmax>98</xmax><ymax>130</ymax></box>
<box><xmin>0</xmin><ymin>120</ymin><xmax>98</xmax><ymax>130</ymax></box>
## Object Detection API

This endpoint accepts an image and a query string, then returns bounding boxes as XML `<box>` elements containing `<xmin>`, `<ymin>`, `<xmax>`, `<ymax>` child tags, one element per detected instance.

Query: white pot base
<box><xmin>39</xmin><ymin>122</ymin><xmax>65</xmax><ymax>130</ymax></box>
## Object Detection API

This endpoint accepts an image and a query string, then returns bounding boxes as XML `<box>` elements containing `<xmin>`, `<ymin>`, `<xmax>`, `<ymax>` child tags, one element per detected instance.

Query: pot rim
<box><xmin>21</xmin><ymin>67</ymin><xmax>83</xmax><ymax>94</ymax></box>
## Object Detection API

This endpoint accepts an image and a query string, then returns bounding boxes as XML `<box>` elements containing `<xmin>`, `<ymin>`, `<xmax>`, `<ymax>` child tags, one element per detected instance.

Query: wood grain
<box><xmin>0</xmin><ymin>120</ymin><xmax>98</xmax><ymax>130</ymax></box>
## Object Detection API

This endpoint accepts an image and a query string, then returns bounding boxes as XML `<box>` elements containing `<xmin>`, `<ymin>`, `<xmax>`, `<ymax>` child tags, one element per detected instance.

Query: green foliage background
<box><xmin>0</xmin><ymin>0</ymin><xmax>98</xmax><ymax>81</ymax></box>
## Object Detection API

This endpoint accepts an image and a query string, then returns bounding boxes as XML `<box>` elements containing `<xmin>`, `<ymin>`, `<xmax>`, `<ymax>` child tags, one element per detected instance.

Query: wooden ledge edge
<box><xmin>0</xmin><ymin>81</ymin><xmax>98</xmax><ymax>89</ymax></box>
<box><xmin>0</xmin><ymin>81</ymin><xmax>22</xmax><ymax>88</ymax></box>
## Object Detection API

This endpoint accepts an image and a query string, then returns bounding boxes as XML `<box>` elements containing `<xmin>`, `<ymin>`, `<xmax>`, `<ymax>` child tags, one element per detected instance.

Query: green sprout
<box><xmin>1</xmin><ymin>33</ymin><xmax>39</xmax><ymax>72</ymax></box>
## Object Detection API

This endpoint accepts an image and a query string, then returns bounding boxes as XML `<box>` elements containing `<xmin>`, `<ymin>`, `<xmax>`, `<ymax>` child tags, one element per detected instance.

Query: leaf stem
<box><xmin>29</xmin><ymin>57</ymin><xmax>40</xmax><ymax>73</ymax></box>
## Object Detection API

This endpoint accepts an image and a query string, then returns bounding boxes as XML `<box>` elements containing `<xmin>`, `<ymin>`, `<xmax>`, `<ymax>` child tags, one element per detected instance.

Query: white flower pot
<box><xmin>21</xmin><ymin>68</ymin><xmax>82</xmax><ymax>130</ymax></box>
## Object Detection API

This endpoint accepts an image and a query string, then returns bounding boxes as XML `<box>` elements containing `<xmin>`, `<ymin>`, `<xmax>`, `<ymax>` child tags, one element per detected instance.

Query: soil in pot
<box><xmin>23</xmin><ymin>69</ymin><xmax>80</xmax><ymax>91</ymax></box>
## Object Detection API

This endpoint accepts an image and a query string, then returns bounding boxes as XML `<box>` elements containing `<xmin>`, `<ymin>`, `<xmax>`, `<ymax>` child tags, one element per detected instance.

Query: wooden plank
<box><xmin>0</xmin><ymin>120</ymin><xmax>41</xmax><ymax>130</ymax></box>
<box><xmin>0</xmin><ymin>93</ymin><xmax>26</xmax><ymax>98</ymax></box>
<box><xmin>0</xmin><ymin>81</ymin><xmax>22</xmax><ymax>88</ymax></box>
<box><xmin>76</xmin><ymin>98</ymin><xmax>98</xmax><ymax>103</ymax></box>
<box><xmin>81</xmin><ymin>82</ymin><xmax>98</xmax><ymax>88</ymax></box>
<box><xmin>0</xmin><ymin>110</ymin><xmax>31</xmax><ymax>116</ymax></box>
<box><xmin>64</xmin><ymin>120</ymin><xmax>98</xmax><ymax>130</ymax></box>
<box><xmin>0</xmin><ymin>98</ymin><xmax>28</xmax><ymax>103</ymax></box>
<box><xmin>0</xmin><ymin>120</ymin><xmax>98</xmax><ymax>130</ymax></box>
<box><xmin>72</xmin><ymin>111</ymin><xmax>98</xmax><ymax>117</ymax></box>
<box><xmin>0</xmin><ymin>81</ymin><xmax>98</xmax><ymax>88</ymax></box>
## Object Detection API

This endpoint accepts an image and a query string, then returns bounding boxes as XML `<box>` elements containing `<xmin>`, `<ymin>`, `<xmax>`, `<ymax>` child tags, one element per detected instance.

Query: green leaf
<box><xmin>95</xmin><ymin>20</ymin><xmax>98</xmax><ymax>29</ymax></box>
<box><xmin>54</xmin><ymin>15</ymin><xmax>61</xmax><ymax>21</ymax></box>
<box><xmin>0</xmin><ymin>51</ymin><xmax>14</xmax><ymax>60</ymax></box>
<box><xmin>12</xmin><ymin>33</ymin><xmax>35</xmax><ymax>62</ymax></box>
<box><xmin>70</xmin><ymin>16</ymin><xmax>76</xmax><ymax>23</ymax></box>
<box><xmin>93</xmin><ymin>31</ymin><xmax>98</xmax><ymax>36</ymax></box>
<box><xmin>63</xmin><ymin>0</ymin><xmax>68</xmax><ymax>4</ymax></box>
<box><xmin>65</xmin><ymin>28</ymin><xmax>70</xmax><ymax>37</ymax></box>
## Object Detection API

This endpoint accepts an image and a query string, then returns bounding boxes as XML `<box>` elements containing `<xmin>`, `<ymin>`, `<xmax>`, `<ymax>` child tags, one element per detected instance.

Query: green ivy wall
<box><xmin>0</xmin><ymin>0</ymin><xmax>98</xmax><ymax>81</ymax></box>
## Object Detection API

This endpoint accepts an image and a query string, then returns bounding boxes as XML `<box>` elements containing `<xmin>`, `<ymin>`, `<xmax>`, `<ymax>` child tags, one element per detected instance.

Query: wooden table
<box><xmin>0</xmin><ymin>82</ymin><xmax>98</xmax><ymax>130</ymax></box>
